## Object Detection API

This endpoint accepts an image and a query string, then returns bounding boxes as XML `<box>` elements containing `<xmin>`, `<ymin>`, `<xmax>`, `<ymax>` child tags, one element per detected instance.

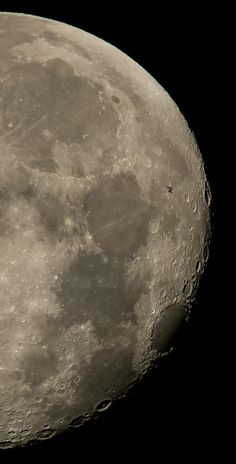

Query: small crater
<box><xmin>70</xmin><ymin>415</ymin><xmax>86</xmax><ymax>428</ymax></box>
<box><xmin>205</xmin><ymin>182</ymin><xmax>211</xmax><ymax>206</ymax></box>
<box><xmin>36</xmin><ymin>428</ymin><xmax>56</xmax><ymax>440</ymax></box>
<box><xmin>196</xmin><ymin>260</ymin><xmax>201</xmax><ymax>272</ymax></box>
<box><xmin>183</xmin><ymin>280</ymin><xmax>193</xmax><ymax>298</ymax></box>
<box><xmin>190</xmin><ymin>200</ymin><xmax>197</xmax><ymax>213</ymax></box>
<box><xmin>96</xmin><ymin>399</ymin><xmax>112</xmax><ymax>412</ymax></box>
<box><xmin>167</xmin><ymin>186</ymin><xmax>173</xmax><ymax>193</ymax></box>
<box><xmin>160</xmin><ymin>288</ymin><xmax>167</xmax><ymax>299</ymax></box>
<box><xmin>111</xmin><ymin>95</ymin><xmax>120</xmax><ymax>104</ymax></box>
<box><xmin>20</xmin><ymin>429</ymin><xmax>31</xmax><ymax>437</ymax></box>
<box><xmin>7</xmin><ymin>430</ymin><xmax>17</xmax><ymax>437</ymax></box>
<box><xmin>35</xmin><ymin>397</ymin><xmax>43</xmax><ymax>403</ymax></box>
<box><xmin>184</xmin><ymin>193</ymin><xmax>190</xmax><ymax>203</ymax></box>
<box><xmin>203</xmin><ymin>244</ymin><xmax>209</xmax><ymax>262</ymax></box>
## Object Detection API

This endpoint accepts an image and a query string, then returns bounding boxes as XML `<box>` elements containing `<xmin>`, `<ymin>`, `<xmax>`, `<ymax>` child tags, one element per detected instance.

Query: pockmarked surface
<box><xmin>0</xmin><ymin>13</ymin><xmax>211</xmax><ymax>447</ymax></box>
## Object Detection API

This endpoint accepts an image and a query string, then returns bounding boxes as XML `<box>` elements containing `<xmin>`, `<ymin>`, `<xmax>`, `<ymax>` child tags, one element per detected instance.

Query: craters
<box><xmin>96</xmin><ymin>398</ymin><xmax>112</xmax><ymax>412</ymax></box>
<box><xmin>184</xmin><ymin>192</ymin><xmax>190</xmax><ymax>204</ymax></box>
<box><xmin>182</xmin><ymin>280</ymin><xmax>193</xmax><ymax>299</ymax></box>
<box><xmin>160</xmin><ymin>288</ymin><xmax>167</xmax><ymax>299</ymax></box>
<box><xmin>19</xmin><ymin>428</ymin><xmax>32</xmax><ymax>438</ymax></box>
<box><xmin>151</xmin><ymin>302</ymin><xmax>185</xmax><ymax>353</ymax></box>
<box><xmin>183</xmin><ymin>193</ymin><xmax>198</xmax><ymax>215</ymax></box>
<box><xmin>204</xmin><ymin>181</ymin><xmax>211</xmax><ymax>207</ymax></box>
<box><xmin>52</xmin><ymin>241</ymin><xmax>145</xmax><ymax>406</ymax></box>
<box><xmin>203</xmin><ymin>243</ymin><xmax>209</xmax><ymax>263</ymax></box>
<box><xmin>0</xmin><ymin>25</ymin><xmax>35</xmax><ymax>70</ymax></box>
<box><xmin>190</xmin><ymin>200</ymin><xmax>197</xmax><ymax>214</ymax></box>
<box><xmin>7</xmin><ymin>430</ymin><xmax>17</xmax><ymax>438</ymax></box>
<box><xmin>36</xmin><ymin>427</ymin><xmax>56</xmax><ymax>440</ymax></box>
<box><xmin>1</xmin><ymin>59</ymin><xmax>120</xmax><ymax>174</ymax></box>
<box><xmin>70</xmin><ymin>415</ymin><xmax>86</xmax><ymax>428</ymax></box>
<box><xmin>158</xmin><ymin>210</ymin><xmax>179</xmax><ymax>241</ymax></box>
<box><xmin>149</xmin><ymin>180</ymin><xmax>179</xmax><ymax>241</ymax></box>
<box><xmin>196</xmin><ymin>260</ymin><xmax>201</xmax><ymax>273</ymax></box>
<box><xmin>35</xmin><ymin>189</ymin><xmax>86</xmax><ymax>242</ymax></box>
<box><xmin>85</xmin><ymin>172</ymin><xmax>154</xmax><ymax>258</ymax></box>
<box><xmin>111</xmin><ymin>95</ymin><xmax>120</xmax><ymax>104</ymax></box>
<box><xmin>72</xmin><ymin>342</ymin><xmax>136</xmax><ymax>410</ymax></box>
<box><xmin>167</xmin><ymin>185</ymin><xmax>173</xmax><ymax>193</ymax></box>
<box><xmin>5</xmin><ymin>431</ymin><xmax>20</xmax><ymax>446</ymax></box>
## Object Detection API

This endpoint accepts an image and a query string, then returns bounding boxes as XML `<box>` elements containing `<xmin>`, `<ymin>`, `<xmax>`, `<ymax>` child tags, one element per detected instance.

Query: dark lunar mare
<box><xmin>50</xmin><ymin>172</ymin><xmax>154</xmax><ymax>411</ymax></box>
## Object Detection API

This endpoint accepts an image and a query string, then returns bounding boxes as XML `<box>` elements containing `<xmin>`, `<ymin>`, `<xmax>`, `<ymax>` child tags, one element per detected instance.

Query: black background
<box><xmin>0</xmin><ymin>2</ymin><xmax>230</xmax><ymax>460</ymax></box>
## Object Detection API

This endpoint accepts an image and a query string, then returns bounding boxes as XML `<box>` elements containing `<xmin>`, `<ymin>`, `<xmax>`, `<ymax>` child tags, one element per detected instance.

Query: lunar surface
<box><xmin>0</xmin><ymin>13</ymin><xmax>211</xmax><ymax>448</ymax></box>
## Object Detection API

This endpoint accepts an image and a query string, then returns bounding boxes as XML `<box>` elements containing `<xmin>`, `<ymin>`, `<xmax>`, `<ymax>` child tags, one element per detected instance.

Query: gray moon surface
<box><xmin>0</xmin><ymin>12</ymin><xmax>211</xmax><ymax>448</ymax></box>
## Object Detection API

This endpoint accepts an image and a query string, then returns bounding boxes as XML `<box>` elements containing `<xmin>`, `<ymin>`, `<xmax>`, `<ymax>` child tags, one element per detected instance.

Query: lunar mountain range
<box><xmin>0</xmin><ymin>13</ymin><xmax>211</xmax><ymax>448</ymax></box>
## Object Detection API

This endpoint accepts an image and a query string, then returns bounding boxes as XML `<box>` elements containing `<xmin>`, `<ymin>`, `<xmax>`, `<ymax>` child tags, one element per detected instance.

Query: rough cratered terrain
<box><xmin>0</xmin><ymin>13</ymin><xmax>211</xmax><ymax>448</ymax></box>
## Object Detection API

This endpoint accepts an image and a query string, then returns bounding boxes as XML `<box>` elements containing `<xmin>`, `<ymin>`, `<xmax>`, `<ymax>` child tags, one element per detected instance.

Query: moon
<box><xmin>0</xmin><ymin>12</ymin><xmax>211</xmax><ymax>448</ymax></box>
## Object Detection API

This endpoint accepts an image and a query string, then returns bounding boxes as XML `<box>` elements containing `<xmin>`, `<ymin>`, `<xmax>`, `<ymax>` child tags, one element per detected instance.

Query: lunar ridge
<box><xmin>0</xmin><ymin>12</ymin><xmax>211</xmax><ymax>448</ymax></box>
